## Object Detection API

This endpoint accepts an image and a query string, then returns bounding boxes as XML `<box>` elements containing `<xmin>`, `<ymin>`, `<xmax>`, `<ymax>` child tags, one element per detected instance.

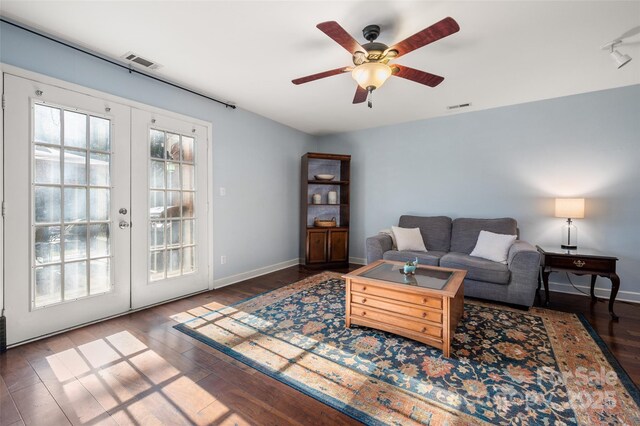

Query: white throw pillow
<box><xmin>378</xmin><ymin>228</ymin><xmax>397</xmax><ymax>249</ymax></box>
<box><xmin>391</xmin><ymin>226</ymin><xmax>427</xmax><ymax>252</ymax></box>
<box><xmin>470</xmin><ymin>230</ymin><xmax>517</xmax><ymax>264</ymax></box>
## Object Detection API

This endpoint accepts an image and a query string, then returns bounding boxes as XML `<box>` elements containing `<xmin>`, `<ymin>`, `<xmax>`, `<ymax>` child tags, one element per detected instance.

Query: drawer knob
<box><xmin>362</xmin><ymin>311</ymin><xmax>366</xmax><ymax>316</ymax></box>
<box><xmin>362</xmin><ymin>286</ymin><xmax>367</xmax><ymax>291</ymax></box>
<box><xmin>422</xmin><ymin>298</ymin><xmax>427</xmax><ymax>304</ymax></box>
<box><xmin>362</xmin><ymin>298</ymin><xmax>367</xmax><ymax>304</ymax></box>
<box><xmin>421</xmin><ymin>327</ymin><xmax>427</xmax><ymax>333</ymax></box>
<box><xmin>422</xmin><ymin>312</ymin><xmax>427</xmax><ymax>318</ymax></box>
<box><xmin>574</xmin><ymin>260</ymin><xmax>586</xmax><ymax>268</ymax></box>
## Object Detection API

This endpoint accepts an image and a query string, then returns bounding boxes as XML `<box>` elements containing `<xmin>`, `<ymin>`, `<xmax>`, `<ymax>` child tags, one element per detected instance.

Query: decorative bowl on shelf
<box><xmin>314</xmin><ymin>174</ymin><xmax>335</xmax><ymax>181</ymax></box>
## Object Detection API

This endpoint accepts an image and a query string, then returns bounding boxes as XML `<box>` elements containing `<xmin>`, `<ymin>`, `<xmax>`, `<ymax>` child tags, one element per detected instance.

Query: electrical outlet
<box><xmin>220</xmin><ymin>255</ymin><xmax>227</xmax><ymax>264</ymax></box>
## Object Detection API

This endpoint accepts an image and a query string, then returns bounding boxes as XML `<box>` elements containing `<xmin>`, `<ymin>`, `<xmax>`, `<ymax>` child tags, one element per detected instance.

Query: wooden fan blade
<box><xmin>317</xmin><ymin>21</ymin><xmax>366</xmax><ymax>54</ymax></box>
<box><xmin>392</xmin><ymin>65</ymin><xmax>444</xmax><ymax>87</ymax></box>
<box><xmin>353</xmin><ymin>85</ymin><xmax>368</xmax><ymax>104</ymax></box>
<box><xmin>388</xmin><ymin>17</ymin><xmax>459</xmax><ymax>58</ymax></box>
<box><xmin>292</xmin><ymin>67</ymin><xmax>350</xmax><ymax>85</ymax></box>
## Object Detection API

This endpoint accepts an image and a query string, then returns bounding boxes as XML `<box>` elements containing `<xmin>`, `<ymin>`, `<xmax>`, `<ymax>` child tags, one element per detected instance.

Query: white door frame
<box><xmin>0</xmin><ymin>63</ymin><xmax>214</xmax><ymax>345</ymax></box>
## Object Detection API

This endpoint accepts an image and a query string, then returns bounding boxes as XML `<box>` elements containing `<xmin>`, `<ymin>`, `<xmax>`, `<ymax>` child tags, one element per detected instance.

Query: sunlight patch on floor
<box><xmin>42</xmin><ymin>329</ymin><xmax>251</xmax><ymax>425</ymax></box>
<box><xmin>78</xmin><ymin>339</ymin><xmax>122</xmax><ymax>368</ymax></box>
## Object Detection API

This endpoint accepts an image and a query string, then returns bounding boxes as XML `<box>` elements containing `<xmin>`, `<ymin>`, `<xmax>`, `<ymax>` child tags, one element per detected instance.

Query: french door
<box><xmin>3</xmin><ymin>73</ymin><xmax>210</xmax><ymax>345</ymax></box>
<box><xmin>3</xmin><ymin>74</ymin><xmax>131</xmax><ymax>344</ymax></box>
<box><xmin>130</xmin><ymin>109</ymin><xmax>209</xmax><ymax>308</ymax></box>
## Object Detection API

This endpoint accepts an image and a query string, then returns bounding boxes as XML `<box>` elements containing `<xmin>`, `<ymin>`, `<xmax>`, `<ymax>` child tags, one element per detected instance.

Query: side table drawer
<box><xmin>546</xmin><ymin>256</ymin><xmax>615</xmax><ymax>273</ymax></box>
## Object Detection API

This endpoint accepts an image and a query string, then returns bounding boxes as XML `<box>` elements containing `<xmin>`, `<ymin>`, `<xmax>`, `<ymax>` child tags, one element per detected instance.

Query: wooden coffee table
<box><xmin>343</xmin><ymin>260</ymin><xmax>466</xmax><ymax>357</ymax></box>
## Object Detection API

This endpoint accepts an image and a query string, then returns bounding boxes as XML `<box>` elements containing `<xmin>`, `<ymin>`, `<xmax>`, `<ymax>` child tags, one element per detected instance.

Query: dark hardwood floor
<box><xmin>1</xmin><ymin>264</ymin><xmax>638</xmax><ymax>425</ymax></box>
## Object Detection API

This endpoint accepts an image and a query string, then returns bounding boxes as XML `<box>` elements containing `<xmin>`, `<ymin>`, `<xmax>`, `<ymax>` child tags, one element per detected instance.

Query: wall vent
<box><xmin>447</xmin><ymin>103</ymin><xmax>472</xmax><ymax>110</ymax></box>
<box><xmin>121</xmin><ymin>51</ymin><xmax>162</xmax><ymax>70</ymax></box>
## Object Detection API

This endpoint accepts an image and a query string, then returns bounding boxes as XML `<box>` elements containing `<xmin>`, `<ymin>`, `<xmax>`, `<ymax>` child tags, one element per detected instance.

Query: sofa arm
<box><xmin>508</xmin><ymin>240</ymin><xmax>540</xmax><ymax>268</ymax></box>
<box><xmin>505</xmin><ymin>241</ymin><xmax>541</xmax><ymax>306</ymax></box>
<box><xmin>366</xmin><ymin>234</ymin><xmax>393</xmax><ymax>264</ymax></box>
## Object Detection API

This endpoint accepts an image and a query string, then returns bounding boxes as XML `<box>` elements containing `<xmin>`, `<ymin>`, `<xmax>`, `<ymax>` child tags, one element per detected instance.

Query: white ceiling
<box><xmin>1</xmin><ymin>1</ymin><xmax>639</xmax><ymax>135</ymax></box>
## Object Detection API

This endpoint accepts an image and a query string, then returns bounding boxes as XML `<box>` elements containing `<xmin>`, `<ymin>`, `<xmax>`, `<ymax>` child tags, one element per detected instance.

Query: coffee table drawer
<box><xmin>351</xmin><ymin>283</ymin><xmax>443</xmax><ymax>309</ymax></box>
<box><xmin>546</xmin><ymin>256</ymin><xmax>615</xmax><ymax>273</ymax></box>
<box><xmin>351</xmin><ymin>293</ymin><xmax>443</xmax><ymax>323</ymax></box>
<box><xmin>351</xmin><ymin>305</ymin><xmax>442</xmax><ymax>339</ymax></box>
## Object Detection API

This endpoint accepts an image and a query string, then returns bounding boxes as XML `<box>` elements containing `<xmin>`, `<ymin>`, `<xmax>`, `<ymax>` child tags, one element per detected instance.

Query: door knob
<box><xmin>119</xmin><ymin>220</ymin><xmax>130</xmax><ymax>229</ymax></box>
<box><xmin>119</xmin><ymin>208</ymin><xmax>128</xmax><ymax>215</ymax></box>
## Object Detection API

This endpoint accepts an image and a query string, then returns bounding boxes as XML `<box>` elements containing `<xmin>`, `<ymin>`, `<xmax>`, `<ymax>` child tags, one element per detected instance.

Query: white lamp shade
<box><xmin>555</xmin><ymin>198</ymin><xmax>585</xmax><ymax>219</ymax></box>
<box><xmin>351</xmin><ymin>62</ymin><xmax>392</xmax><ymax>90</ymax></box>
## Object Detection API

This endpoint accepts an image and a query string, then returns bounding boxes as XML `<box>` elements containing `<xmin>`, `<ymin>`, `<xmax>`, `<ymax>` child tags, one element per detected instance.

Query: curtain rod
<box><xmin>1</xmin><ymin>18</ymin><xmax>237</xmax><ymax>109</ymax></box>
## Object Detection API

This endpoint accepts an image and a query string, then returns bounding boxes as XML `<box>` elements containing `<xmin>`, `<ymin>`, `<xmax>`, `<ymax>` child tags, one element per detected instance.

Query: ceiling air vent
<box><xmin>121</xmin><ymin>52</ymin><xmax>162</xmax><ymax>70</ymax></box>
<box><xmin>447</xmin><ymin>103</ymin><xmax>472</xmax><ymax>111</ymax></box>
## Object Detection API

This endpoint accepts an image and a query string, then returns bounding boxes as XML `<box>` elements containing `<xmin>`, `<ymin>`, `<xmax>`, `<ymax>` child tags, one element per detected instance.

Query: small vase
<box><xmin>327</xmin><ymin>191</ymin><xmax>337</xmax><ymax>204</ymax></box>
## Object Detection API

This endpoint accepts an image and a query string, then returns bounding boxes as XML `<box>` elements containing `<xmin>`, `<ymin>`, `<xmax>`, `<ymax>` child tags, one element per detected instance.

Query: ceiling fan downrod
<box><xmin>362</xmin><ymin>24</ymin><xmax>381</xmax><ymax>42</ymax></box>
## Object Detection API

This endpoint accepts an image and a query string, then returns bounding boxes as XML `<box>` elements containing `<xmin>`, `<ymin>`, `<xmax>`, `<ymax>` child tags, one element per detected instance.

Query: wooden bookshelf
<box><xmin>300</xmin><ymin>153</ymin><xmax>351</xmax><ymax>267</ymax></box>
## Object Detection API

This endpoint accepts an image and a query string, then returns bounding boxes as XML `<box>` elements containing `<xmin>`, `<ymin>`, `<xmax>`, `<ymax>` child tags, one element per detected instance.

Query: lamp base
<box><xmin>561</xmin><ymin>220</ymin><xmax>578</xmax><ymax>251</ymax></box>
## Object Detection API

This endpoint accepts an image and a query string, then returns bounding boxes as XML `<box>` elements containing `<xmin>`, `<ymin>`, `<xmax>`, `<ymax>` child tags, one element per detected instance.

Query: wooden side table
<box><xmin>536</xmin><ymin>245</ymin><xmax>620</xmax><ymax>320</ymax></box>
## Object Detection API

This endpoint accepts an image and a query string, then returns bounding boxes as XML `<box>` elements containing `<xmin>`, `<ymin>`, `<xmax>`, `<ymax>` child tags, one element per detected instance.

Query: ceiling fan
<box><xmin>292</xmin><ymin>17</ymin><xmax>460</xmax><ymax>107</ymax></box>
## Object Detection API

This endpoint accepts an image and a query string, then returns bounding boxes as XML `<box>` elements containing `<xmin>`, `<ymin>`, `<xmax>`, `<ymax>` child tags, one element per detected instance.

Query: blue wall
<box><xmin>0</xmin><ymin>21</ymin><xmax>315</xmax><ymax>284</ymax></box>
<box><xmin>2</xmin><ymin>20</ymin><xmax>639</xmax><ymax>302</ymax></box>
<box><xmin>318</xmin><ymin>85</ymin><xmax>640</xmax><ymax>301</ymax></box>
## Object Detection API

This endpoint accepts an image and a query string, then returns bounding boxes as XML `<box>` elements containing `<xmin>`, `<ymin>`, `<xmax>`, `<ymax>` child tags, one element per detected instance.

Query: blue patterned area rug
<box><xmin>174</xmin><ymin>272</ymin><xmax>640</xmax><ymax>425</ymax></box>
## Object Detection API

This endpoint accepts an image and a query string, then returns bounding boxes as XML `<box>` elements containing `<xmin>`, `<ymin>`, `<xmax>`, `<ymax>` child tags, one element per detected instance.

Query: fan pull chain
<box><xmin>367</xmin><ymin>88</ymin><xmax>373</xmax><ymax>108</ymax></box>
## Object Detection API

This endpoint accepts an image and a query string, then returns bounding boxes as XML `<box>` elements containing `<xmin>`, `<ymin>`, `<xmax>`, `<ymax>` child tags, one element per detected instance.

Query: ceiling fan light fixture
<box><xmin>351</xmin><ymin>62</ymin><xmax>392</xmax><ymax>91</ymax></box>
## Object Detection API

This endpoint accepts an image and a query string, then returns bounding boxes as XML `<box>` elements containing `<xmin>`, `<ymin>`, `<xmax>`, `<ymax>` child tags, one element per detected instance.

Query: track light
<box><xmin>611</xmin><ymin>49</ymin><xmax>632</xmax><ymax>68</ymax></box>
<box><xmin>603</xmin><ymin>40</ymin><xmax>632</xmax><ymax>69</ymax></box>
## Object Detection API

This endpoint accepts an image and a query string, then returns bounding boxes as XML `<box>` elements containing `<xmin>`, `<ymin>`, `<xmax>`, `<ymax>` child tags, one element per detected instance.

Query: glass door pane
<box><xmin>32</xmin><ymin>103</ymin><xmax>113</xmax><ymax>308</ymax></box>
<box><xmin>147</xmin><ymin>129</ymin><xmax>197</xmax><ymax>281</ymax></box>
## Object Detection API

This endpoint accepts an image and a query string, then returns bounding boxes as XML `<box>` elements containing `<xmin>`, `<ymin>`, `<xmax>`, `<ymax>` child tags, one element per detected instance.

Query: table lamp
<box><xmin>555</xmin><ymin>198</ymin><xmax>584</xmax><ymax>249</ymax></box>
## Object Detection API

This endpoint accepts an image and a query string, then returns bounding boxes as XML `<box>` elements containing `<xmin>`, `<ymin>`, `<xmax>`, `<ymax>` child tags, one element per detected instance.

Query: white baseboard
<box><xmin>349</xmin><ymin>257</ymin><xmax>366</xmax><ymax>265</ymax></box>
<box><xmin>213</xmin><ymin>258</ymin><xmax>300</xmax><ymax>289</ymax></box>
<box><xmin>548</xmin><ymin>280</ymin><xmax>640</xmax><ymax>304</ymax></box>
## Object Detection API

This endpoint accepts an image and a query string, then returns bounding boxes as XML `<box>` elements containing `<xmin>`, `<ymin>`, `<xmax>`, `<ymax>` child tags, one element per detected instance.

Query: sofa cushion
<box><xmin>440</xmin><ymin>252</ymin><xmax>511</xmax><ymax>285</ymax></box>
<box><xmin>383</xmin><ymin>250</ymin><xmax>448</xmax><ymax>267</ymax></box>
<box><xmin>450</xmin><ymin>218</ymin><xmax>518</xmax><ymax>254</ymax></box>
<box><xmin>398</xmin><ymin>215</ymin><xmax>452</xmax><ymax>252</ymax></box>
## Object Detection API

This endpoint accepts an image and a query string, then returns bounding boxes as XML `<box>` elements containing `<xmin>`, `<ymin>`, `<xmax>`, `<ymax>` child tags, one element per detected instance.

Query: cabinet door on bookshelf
<box><xmin>329</xmin><ymin>230</ymin><xmax>348</xmax><ymax>263</ymax></box>
<box><xmin>307</xmin><ymin>230</ymin><xmax>327</xmax><ymax>264</ymax></box>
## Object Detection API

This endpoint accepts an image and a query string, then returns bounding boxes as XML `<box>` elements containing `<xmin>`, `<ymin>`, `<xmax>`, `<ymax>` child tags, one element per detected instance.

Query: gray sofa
<box><xmin>365</xmin><ymin>216</ymin><xmax>541</xmax><ymax>307</ymax></box>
